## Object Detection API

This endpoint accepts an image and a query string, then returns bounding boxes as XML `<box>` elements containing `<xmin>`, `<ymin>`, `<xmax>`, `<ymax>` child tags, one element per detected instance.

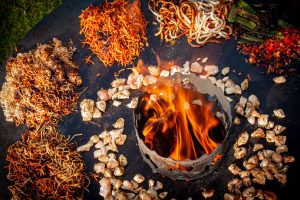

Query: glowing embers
<box><xmin>137</xmin><ymin>82</ymin><xmax>226</xmax><ymax>162</ymax></box>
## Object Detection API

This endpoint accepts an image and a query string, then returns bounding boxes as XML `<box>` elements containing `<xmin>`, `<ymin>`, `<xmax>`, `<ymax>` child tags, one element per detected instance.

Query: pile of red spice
<box><xmin>237</xmin><ymin>28</ymin><xmax>300</xmax><ymax>74</ymax></box>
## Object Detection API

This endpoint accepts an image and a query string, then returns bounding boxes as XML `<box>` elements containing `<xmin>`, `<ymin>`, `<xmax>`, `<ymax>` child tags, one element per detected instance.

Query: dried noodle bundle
<box><xmin>149</xmin><ymin>0</ymin><xmax>233</xmax><ymax>47</ymax></box>
<box><xmin>6</xmin><ymin>125</ymin><xmax>89</xmax><ymax>200</ymax></box>
<box><xmin>79</xmin><ymin>0</ymin><xmax>148</xmax><ymax>67</ymax></box>
<box><xmin>0</xmin><ymin>38</ymin><xmax>82</xmax><ymax>128</ymax></box>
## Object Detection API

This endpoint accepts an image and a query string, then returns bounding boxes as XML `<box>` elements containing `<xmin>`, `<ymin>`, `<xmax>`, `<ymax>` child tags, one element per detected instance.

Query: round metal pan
<box><xmin>0</xmin><ymin>0</ymin><xmax>300</xmax><ymax>199</ymax></box>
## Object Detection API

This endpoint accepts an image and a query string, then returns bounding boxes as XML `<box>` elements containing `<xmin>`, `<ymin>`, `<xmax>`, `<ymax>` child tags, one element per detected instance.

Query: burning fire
<box><xmin>141</xmin><ymin>83</ymin><xmax>220</xmax><ymax>161</ymax></box>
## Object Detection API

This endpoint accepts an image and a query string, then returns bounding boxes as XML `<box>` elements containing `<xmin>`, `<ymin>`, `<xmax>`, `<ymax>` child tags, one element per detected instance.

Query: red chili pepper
<box><xmin>237</xmin><ymin>27</ymin><xmax>300</xmax><ymax>74</ymax></box>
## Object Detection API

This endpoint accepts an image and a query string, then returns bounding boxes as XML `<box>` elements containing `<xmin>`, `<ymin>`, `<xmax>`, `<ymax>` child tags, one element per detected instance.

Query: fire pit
<box><xmin>134</xmin><ymin>73</ymin><xmax>232</xmax><ymax>181</ymax></box>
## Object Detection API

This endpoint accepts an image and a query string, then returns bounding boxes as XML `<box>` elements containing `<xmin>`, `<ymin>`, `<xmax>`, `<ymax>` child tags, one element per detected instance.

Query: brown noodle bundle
<box><xmin>149</xmin><ymin>0</ymin><xmax>233</xmax><ymax>47</ymax></box>
<box><xmin>6</xmin><ymin>125</ymin><xmax>89</xmax><ymax>200</ymax></box>
<box><xmin>79</xmin><ymin>0</ymin><xmax>148</xmax><ymax>67</ymax></box>
<box><xmin>0</xmin><ymin>38</ymin><xmax>82</xmax><ymax>128</ymax></box>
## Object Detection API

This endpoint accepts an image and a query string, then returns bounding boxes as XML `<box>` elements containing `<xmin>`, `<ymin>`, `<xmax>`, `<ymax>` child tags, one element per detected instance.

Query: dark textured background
<box><xmin>0</xmin><ymin>0</ymin><xmax>64</xmax><ymax>65</ymax></box>
<box><xmin>0</xmin><ymin>0</ymin><xmax>300</xmax><ymax>199</ymax></box>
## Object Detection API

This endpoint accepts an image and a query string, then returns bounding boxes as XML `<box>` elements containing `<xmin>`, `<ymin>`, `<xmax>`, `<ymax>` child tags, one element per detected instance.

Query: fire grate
<box><xmin>134</xmin><ymin>73</ymin><xmax>232</xmax><ymax>181</ymax></box>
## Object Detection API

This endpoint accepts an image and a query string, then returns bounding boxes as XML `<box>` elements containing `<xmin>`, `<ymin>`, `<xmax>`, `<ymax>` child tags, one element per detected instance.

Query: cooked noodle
<box><xmin>79</xmin><ymin>0</ymin><xmax>148</xmax><ymax>67</ymax></box>
<box><xmin>6</xmin><ymin>125</ymin><xmax>89</xmax><ymax>200</ymax></box>
<box><xmin>149</xmin><ymin>0</ymin><xmax>233</xmax><ymax>47</ymax></box>
<box><xmin>0</xmin><ymin>38</ymin><xmax>81</xmax><ymax>128</ymax></box>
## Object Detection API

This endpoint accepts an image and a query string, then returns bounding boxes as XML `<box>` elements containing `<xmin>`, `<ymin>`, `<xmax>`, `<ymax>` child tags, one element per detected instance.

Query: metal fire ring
<box><xmin>133</xmin><ymin>73</ymin><xmax>232</xmax><ymax>181</ymax></box>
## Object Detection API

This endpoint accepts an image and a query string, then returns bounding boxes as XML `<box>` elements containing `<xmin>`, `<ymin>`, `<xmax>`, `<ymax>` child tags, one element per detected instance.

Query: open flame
<box><xmin>135</xmin><ymin>55</ymin><xmax>178</xmax><ymax>74</ymax></box>
<box><xmin>141</xmin><ymin>83</ymin><xmax>220</xmax><ymax>161</ymax></box>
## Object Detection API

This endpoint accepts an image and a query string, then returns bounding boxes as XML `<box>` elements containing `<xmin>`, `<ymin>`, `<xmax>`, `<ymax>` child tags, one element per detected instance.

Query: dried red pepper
<box><xmin>237</xmin><ymin>28</ymin><xmax>300</xmax><ymax>74</ymax></box>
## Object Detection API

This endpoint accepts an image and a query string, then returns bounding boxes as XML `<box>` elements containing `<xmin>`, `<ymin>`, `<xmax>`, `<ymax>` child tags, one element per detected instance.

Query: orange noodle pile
<box><xmin>79</xmin><ymin>0</ymin><xmax>148</xmax><ymax>67</ymax></box>
<box><xmin>149</xmin><ymin>0</ymin><xmax>233</xmax><ymax>47</ymax></box>
<box><xmin>6</xmin><ymin>125</ymin><xmax>89</xmax><ymax>200</ymax></box>
<box><xmin>0</xmin><ymin>38</ymin><xmax>82</xmax><ymax>129</ymax></box>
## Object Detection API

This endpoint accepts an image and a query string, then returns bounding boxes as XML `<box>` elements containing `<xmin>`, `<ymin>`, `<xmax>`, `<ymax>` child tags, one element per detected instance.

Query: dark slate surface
<box><xmin>0</xmin><ymin>0</ymin><xmax>300</xmax><ymax>199</ymax></box>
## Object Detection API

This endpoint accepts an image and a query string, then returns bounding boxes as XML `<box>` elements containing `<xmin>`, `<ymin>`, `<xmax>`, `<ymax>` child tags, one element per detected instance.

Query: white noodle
<box><xmin>149</xmin><ymin>0</ymin><xmax>233</xmax><ymax>47</ymax></box>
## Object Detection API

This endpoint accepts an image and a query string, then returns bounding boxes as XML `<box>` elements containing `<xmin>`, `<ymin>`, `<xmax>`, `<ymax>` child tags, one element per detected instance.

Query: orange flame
<box><xmin>212</xmin><ymin>154</ymin><xmax>223</xmax><ymax>165</ymax></box>
<box><xmin>141</xmin><ymin>83</ymin><xmax>220</xmax><ymax>161</ymax></box>
<box><xmin>136</xmin><ymin>59</ymin><xmax>148</xmax><ymax>74</ymax></box>
<box><xmin>136</xmin><ymin>56</ymin><xmax>180</xmax><ymax>74</ymax></box>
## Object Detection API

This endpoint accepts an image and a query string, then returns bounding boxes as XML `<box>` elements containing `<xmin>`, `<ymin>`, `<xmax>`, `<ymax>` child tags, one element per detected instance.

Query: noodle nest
<box><xmin>0</xmin><ymin>38</ymin><xmax>82</xmax><ymax>128</ymax></box>
<box><xmin>6</xmin><ymin>125</ymin><xmax>89</xmax><ymax>200</ymax></box>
